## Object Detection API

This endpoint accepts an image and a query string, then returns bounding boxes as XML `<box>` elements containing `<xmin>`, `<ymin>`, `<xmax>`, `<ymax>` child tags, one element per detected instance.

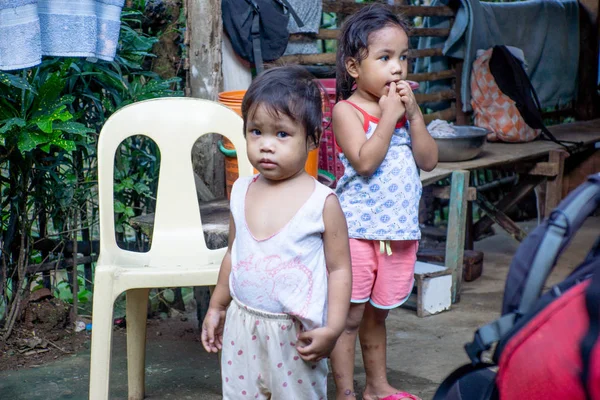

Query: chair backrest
<box><xmin>97</xmin><ymin>97</ymin><xmax>252</xmax><ymax>267</ymax></box>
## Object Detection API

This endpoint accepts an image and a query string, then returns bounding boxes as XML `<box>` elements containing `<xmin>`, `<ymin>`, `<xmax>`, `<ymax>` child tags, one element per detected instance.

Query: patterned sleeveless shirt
<box><xmin>335</xmin><ymin>101</ymin><xmax>422</xmax><ymax>241</ymax></box>
<box><xmin>229</xmin><ymin>175</ymin><xmax>335</xmax><ymax>330</ymax></box>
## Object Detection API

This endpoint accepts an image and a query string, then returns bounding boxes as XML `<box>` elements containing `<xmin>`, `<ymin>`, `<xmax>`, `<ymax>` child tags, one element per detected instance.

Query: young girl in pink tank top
<box><xmin>330</xmin><ymin>5</ymin><xmax>438</xmax><ymax>400</ymax></box>
<box><xmin>201</xmin><ymin>66</ymin><xmax>352</xmax><ymax>400</ymax></box>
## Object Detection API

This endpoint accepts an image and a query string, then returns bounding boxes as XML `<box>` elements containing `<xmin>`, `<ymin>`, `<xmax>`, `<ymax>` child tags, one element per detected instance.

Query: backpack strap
<box><xmin>521</xmin><ymin>63</ymin><xmax>583</xmax><ymax>154</ymax></box>
<box><xmin>279</xmin><ymin>0</ymin><xmax>304</xmax><ymax>28</ymax></box>
<box><xmin>580</xmin><ymin>236</ymin><xmax>600</xmax><ymax>399</ymax></box>
<box><xmin>248</xmin><ymin>0</ymin><xmax>303</xmax><ymax>74</ymax></box>
<box><xmin>490</xmin><ymin>46</ymin><xmax>583</xmax><ymax>154</ymax></box>
<box><xmin>432</xmin><ymin>362</ymin><xmax>498</xmax><ymax>400</ymax></box>
<box><xmin>247</xmin><ymin>0</ymin><xmax>264</xmax><ymax>74</ymax></box>
<box><xmin>464</xmin><ymin>314</ymin><xmax>516</xmax><ymax>363</ymax></box>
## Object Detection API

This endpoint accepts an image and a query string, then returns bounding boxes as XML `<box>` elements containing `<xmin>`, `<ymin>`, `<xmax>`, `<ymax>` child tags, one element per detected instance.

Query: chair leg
<box><xmin>126</xmin><ymin>288</ymin><xmax>150</xmax><ymax>400</ymax></box>
<box><xmin>89</xmin><ymin>276</ymin><xmax>116</xmax><ymax>400</ymax></box>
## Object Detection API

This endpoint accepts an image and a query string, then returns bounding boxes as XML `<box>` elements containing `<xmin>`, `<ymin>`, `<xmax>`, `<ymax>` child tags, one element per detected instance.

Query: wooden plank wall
<box><xmin>271</xmin><ymin>0</ymin><xmax>461</xmax><ymax>125</ymax></box>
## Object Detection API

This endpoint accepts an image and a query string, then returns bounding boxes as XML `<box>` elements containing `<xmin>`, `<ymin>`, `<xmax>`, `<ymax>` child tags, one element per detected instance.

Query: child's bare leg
<box><xmin>330</xmin><ymin>302</ymin><xmax>366</xmax><ymax>399</ymax></box>
<box><xmin>360</xmin><ymin>303</ymin><xmax>416</xmax><ymax>400</ymax></box>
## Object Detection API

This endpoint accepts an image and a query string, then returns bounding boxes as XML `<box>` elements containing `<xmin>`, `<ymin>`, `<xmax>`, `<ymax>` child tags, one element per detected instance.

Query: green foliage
<box><xmin>113</xmin><ymin>135</ymin><xmax>160</xmax><ymax>234</ymax></box>
<box><xmin>1</xmin><ymin>64</ymin><xmax>95</xmax><ymax>155</ymax></box>
<box><xmin>0</xmin><ymin>2</ymin><xmax>183</xmax><ymax>332</ymax></box>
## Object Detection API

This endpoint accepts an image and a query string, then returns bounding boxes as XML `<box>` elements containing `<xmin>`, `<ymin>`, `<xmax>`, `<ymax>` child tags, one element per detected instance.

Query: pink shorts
<box><xmin>349</xmin><ymin>239</ymin><xmax>418</xmax><ymax>309</ymax></box>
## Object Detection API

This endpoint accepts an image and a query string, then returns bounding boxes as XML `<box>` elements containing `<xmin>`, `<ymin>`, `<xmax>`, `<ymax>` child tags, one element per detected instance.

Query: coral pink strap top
<box><xmin>334</xmin><ymin>100</ymin><xmax>408</xmax><ymax>153</ymax></box>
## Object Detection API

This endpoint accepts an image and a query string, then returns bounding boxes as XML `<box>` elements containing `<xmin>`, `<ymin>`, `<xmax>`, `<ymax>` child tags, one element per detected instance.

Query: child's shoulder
<box><xmin>332</xmin><ymin>99</ymin><xmax>364</xmax><ymax>127</ymax></box>
<box><xmin>232</xmin><ymin>174</ymin><xmax>255</xmax><ymax>187</ymax></box>
<box><xmin>312</xmin><ymin>179</ymin><xmax>340</xmax><ymax>214</ymax></box>
<box><xmin>313</xmin><ymin>178</ymin><xmax>336</xmax><ymax>196</ymax></box>
<box><xmin>230</xmin><ymin>174</ymin><xmax>256</xmax><ymax>197</ymax></box>
<box><xmin>333</xmin><ymin>97</ymin><xmax>380</xmax><ymax>119</ymax></box>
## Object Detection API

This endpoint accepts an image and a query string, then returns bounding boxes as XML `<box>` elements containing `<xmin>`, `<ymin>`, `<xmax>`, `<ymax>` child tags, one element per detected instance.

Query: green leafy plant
<box><xmin>0</xmin><ymin>2</ymin><xmax>182</xmax><ymax>340</ymax></box>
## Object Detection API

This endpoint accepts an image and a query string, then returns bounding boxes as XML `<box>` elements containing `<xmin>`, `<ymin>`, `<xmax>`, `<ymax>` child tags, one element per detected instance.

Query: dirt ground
<box><xmin>0</xmin><ymin>217</ymin><xmax>598</xmax><ymax>400</ymax></box>
<box><xmin>1</xmin><ymin>292</ymin><xmax>86</xmax><ymax>372</ymax></box>
<box><xmin>0</xmin><ymin>296</ymin><xmax>198</xmax><ymax>373</ymax></box>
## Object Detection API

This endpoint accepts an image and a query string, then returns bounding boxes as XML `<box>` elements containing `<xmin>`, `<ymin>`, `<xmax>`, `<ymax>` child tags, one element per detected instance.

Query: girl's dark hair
<box><xmin>336</xmin><ymin>4</ymin><xmax>411</xmax><ymax>101</ymax></box>
<box><xmin>242</xmin><ymin>65</ymin><xmax>323</xmax><ymax>148</ymax></box>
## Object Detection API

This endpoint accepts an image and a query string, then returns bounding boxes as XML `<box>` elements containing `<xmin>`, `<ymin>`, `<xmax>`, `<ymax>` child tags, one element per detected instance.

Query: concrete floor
<box><xmin>1</xmin><ymin>217</ymin><xmax>598</xmax><ymax>400</ymax></box>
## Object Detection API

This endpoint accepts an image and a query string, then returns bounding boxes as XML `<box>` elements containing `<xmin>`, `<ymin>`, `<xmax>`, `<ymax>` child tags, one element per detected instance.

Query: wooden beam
<box><xmin>445</xmin><ymin>170</ymin><xmax>470</xmax><ymax>303</ymax></box>
<box><xmin>415</xmin><ymin>89</ymin><xmax>455</xmax><ymax>103</ymax></box>
<box><xmin>541</xmin><ymin>108</ymin><xmax>575</xmax><ymax>121</ymax></box>
<box><xmin>32</xmin><ymin>238</ymin><xmax>100</xmax><ymax>254</ymax></box>
<box><xmin>475</xmin><ymin>192</ymin><xmax>528</xmax><ymax>243</ymax></box>
<box><xmin>409</xmin><ymin>69</ymin><xmax>456</xmax><ymax>83</ymax></box>
<box><xmin>423</xmin><ymin>106</ymin><xmax>457</xmax><ymax>124</ymax></box>
<box><xmin>27</xmin><ymin>255</ymin><xmax>99</xmax><ymax>275</ymax></box>
<box><xmin>186</xmin><ymin>0</ymin><xmax>222</xmax><ymax>100</ymax></box>
<box><xmin>322</xmin><ymin>0</ymin><xmax>456</xmax><ymax>17</ymax></box>
<box><xmin>277</xmin><ymin>48</ymin><xmax>443</xmax><ymax>65</ymax></box>
<box><xmin>473</xmin><ymin>175</ymin><xmax>545</xmax><ymax>239</ymax></box>
<box><xmin>562</xmin><ymin>148</ymin><xmax>600</xmax><ymax>198</ymax></box>
<box><xmin>290</xmin><ymin>27</ymin><xmax>451</xmax><ymax>41</ymax></box>
<box><xmin>432</xmin><ymin>186</ymin><xmax>477</xmax><ymax>201</ymax></box>
<box><xmin>544</xmin><ymin>150</ymin><xmax>568</xmax><ymax>216</ymax></box>
<box><xmin>186</xmin><ymin>0</ymin><xmax>225</xmax><ymax>198</ymax></box>
<box><xmin>515</xmin><ymin>161</ymin><xmax>560</xmax><ymax>177</ymax></box>
<box><xmin>272</xmin><ymin>66</ymin><xmax>456</xmax><ymax>84</ymax></box>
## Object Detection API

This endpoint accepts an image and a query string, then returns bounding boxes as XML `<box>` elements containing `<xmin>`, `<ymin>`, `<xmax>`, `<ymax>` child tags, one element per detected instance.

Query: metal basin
<box><xmin>433</xmin><ymin>126</ymin><xmax>489</xmax><ymax>162</ymax></box>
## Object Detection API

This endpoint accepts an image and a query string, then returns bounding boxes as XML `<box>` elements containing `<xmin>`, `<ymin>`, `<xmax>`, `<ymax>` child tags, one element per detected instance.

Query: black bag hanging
<box><xmin>222</xmin><ymin>0</ymin><xmax>303</xmax><ymax>74</ymax></box>
<box><xmin>489</xmin><ymin>45</ymin><xmax>583</xmax><ymax>154</ymax></box>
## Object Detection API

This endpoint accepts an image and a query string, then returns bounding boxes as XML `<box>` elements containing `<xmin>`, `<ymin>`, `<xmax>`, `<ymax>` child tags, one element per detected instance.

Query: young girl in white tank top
<box><xmin>201</xmin><ymin>66</ymin><xmax>352</xmax><ymax>400</ymax></box>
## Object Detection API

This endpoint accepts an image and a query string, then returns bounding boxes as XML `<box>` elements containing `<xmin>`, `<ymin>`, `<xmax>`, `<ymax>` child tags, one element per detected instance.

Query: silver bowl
<box><xmin>433</xmin><ymin>126</ymin><xmax>489</xmax><ymax>162</ymax></box>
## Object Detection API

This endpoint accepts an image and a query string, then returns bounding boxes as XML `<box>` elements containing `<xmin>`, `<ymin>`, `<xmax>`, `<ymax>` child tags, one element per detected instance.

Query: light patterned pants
<box><xmin>221</xmin><ymin>298</ymin><xmax>328</xmax><ymax>399</ymax></box>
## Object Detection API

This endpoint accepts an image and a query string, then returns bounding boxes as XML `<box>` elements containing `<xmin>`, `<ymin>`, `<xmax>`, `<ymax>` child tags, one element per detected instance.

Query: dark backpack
<box><xmin>433</xmin><ymin>173</ymin><xmax>600</xmax><ymax>400</ymax></box>
<box><xmin>489</xmin><ymin>45</ymin><xmax>582</xmax><ymax>153</ymax></box>
<box><xmin>222</xmin><ymin>0</ymin><xmax>303</xmax><ymax>74</ymax></box>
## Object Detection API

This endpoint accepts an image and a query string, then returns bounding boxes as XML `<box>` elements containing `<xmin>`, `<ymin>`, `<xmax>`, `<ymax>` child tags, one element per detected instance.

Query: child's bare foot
<box><xmin>362</xmin><ymin>384</ymin><xmax>422</xmax><ymax>400</ymax></box>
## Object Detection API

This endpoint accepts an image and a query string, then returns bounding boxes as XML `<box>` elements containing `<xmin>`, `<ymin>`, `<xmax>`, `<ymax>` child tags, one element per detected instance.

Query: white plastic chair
<box><xmin>89</xmin><ymin>98</ymin><xmax>252</xmax><ymax>399</ymax></box>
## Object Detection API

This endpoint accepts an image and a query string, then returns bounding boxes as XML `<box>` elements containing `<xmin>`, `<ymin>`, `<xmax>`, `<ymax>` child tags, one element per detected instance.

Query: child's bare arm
<box><xmin>333</xmin><ymin>83</ymin><xmax>405</xmax><ymax>177</ymax></box>
<box><xmin>321</xmin><ymin>195</ymin><xmax>352</xmax><ymax>335</ymax></box>
<box><xmin>296</xmin><ymin>195</ymin><xmax>352</xmax><ymax>361</ymax></box>
<box><xmin>201</xmin><ymin>214</ymin><xmax>235</xmax><ymax>352</ymax></box>
<box><xmin>397</xmin><ymin>80</ymin><xmax>438</xmax><ymax>171</ymax></box>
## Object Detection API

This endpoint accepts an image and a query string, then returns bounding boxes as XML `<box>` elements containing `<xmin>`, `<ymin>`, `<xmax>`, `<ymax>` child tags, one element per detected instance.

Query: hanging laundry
<box><xmin>414</xmin><ymin>0</ymin><xmax>579</xmax><ymax>113</ymax></box>
<box><xmin>283</xmin><ymin>0</ymin><xmax>322</xmax><ymax>56</ymax></box>
<box><xmin>0</xmin><ymin>0</ymin><xmax>125</xmax><ymax>71</ymax></box>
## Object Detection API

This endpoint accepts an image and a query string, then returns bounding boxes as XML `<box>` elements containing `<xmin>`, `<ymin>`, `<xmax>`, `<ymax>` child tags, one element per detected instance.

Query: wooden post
<box><xmin>544</xmin><ymin>150</ymin><xmax>568</xmax><ymax>216</ymax></box>
<box><xmin>186</xmin><ymin>0</ymin><xmax>225</xmax><ymax>198</ymax></box>
<box><xmin>445</xmin><ymin>170</ymin><xmax>470</xmax><ymax>303</ymax></box>
<box><xmin>186</xmin><ymin>0</ymin><xmax>225</xmax><ymax>327</ymax></box>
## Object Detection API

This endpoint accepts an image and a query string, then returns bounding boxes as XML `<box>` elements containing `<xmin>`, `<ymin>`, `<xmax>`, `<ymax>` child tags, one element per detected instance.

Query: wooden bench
<box><xmin>421</xmin><ymin>123</ymin><xmax>600</xmax><ymax>297</ymax></box>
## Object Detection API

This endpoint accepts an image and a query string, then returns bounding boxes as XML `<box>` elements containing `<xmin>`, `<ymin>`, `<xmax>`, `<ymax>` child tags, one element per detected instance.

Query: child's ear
<box><xmin>345</xmin><ymin>57</ymin><xmax>359</xmax><ymax>79</ymax></box>
<box><xmin>308</xmin><ymin>135</ymin><xmax>318</xmax><ymax>151</ymax></box>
